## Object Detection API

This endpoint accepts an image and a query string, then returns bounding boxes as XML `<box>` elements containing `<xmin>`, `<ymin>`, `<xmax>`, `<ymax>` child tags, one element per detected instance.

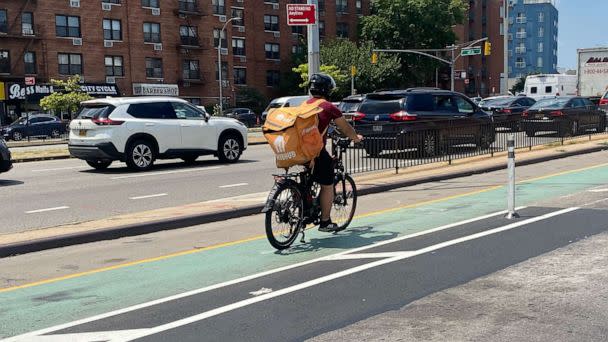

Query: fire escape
<box><xmin>1</xmin><ymin>0</ymin><xmax>41</xmax><ymax>80</ymax></box>
<box><xmin>175</xmin><ymin>0</ymin><xmax>207</xmax><ymax>88</ymax></box>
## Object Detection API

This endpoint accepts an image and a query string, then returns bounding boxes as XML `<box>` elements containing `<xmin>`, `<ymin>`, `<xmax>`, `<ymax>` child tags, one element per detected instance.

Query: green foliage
<box><xmin>235</xmin><ymin>86</ymin><xmax>269</xmax><ymax>114</ymax></box>
<box><xmin>510</xmin><ymin>72</ymin><xmax>539</xmax><ymax>95</ymax></box>
<box><xmin>39</xmin><ymin>75</ymin><xmax>93</xmax><ymax>118</ymax></box>
<box><xmin>292</xmin><ymin>64</ymin><xmax>349</xmax><ymax>99</ymax></box>
<box><xmin>360</xmin><ymin>0</ymin><xmax>468</xmax><ymax>87</ymax></box>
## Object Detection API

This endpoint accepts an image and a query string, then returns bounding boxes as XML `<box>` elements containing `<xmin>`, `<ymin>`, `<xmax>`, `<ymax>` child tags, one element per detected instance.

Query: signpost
<box><xmin>286</xmin><ymin>2</ymin><xmax>319</xmax><ymax>80</ymax></box>
<box><xmin>25</xmin><ymin>77</ymin><xmax>36</xmax><ymax>86</ymax></box>
<box><xmin>286</xmin><ymin>4</ymin><xmax>316</xmax><ymax>25</ymax></box>
<box><xmin>461</xmin><ymin>47</ymin><xmax>482</xmax><ymax>56</ymax></box>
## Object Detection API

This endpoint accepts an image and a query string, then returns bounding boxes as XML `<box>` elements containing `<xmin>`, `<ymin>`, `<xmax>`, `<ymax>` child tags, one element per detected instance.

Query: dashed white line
<box><xmin>129</xmin><ymin>193</ymin><xmax>168</xmax><ymax>200</ymax></box>
<box><xmin>32</xmin><ymin>166</ymin><xmax>87</xmax><ymax>172</ymax></box>
<box><xmin>219</xmin><ymin>183</ymin><xmax>248</xmax><ymax>189</ymax></box>
<box><xmin>25</xmin><ymin>206</ymin><xmax>70</xmax><ymax>214</ymax></box>
<box><xmin>111</xmin><ymin>166</ymin><xmax>222</xmax><ymax>180</ymax></box>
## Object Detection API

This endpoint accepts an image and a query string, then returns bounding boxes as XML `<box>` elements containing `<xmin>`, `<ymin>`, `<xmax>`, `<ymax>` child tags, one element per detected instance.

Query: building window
<box><xmin>103</xmin><ymin>0</ymin><xmax>121</xmax><ymax>3</ymax></box>
<box><xmin>537</xmin><ymin>57</ymin><xmax>543</xmax><ymax>68</ymax></box>
<box><xmin>145</xmin><ymin>57</ymin><xmax>163</xmax><ymax>78</ymax></box>
<box><xmin>538</xmin><ymin>27</ymin><xmax>544</xmax><ymax>38</ymax></box>
<box><xmin>179</xmin><ymin>0</ymin><xmax>197</xmax><ymax>12</ymax></box>
<box><xmin>336</xmin><ymin>23</ymin><xmax>349</xmax><ymax>38</ymax></box>
<box><xmin>56</xmin><ymin>15</ymin><xmax>81</xmax><ymax>37</ymax></box>
<box><xmin>516</xmin><ymin>28</ymin><xmax>526</xmax><ymax>39</ymax></box>
<box><xmin>266</xmin><ymin>70</ymin><xmax>280</xmax><ymax>87</ymax></box>
<box><xmin>103</xmin><ymin>19</ymin><xmax>122</xmax><ymax>41</ymax></box>
<box><xmin>319</xmin><ymin>21</ymin><xmax>325</xmax><ymax>37</ymax></box>
<box><xmin>318</xmin><ymin>0</ymin><xmax>325</xmax><ymax>11</ymax></box>
<box><xmin>22</xmin><ymin>12</ymin><xmax>34</xmax><ymax>35</ymax></box>
<box><xmin>213</xmin><ymin>28</ymin><xmax>227</xmax><ymax>48</ymax></box>
<box><xmin>292</xmin><ymin>44</ymin><xmax>304</xmax><ymax>55</ymax></box>
<box><xmin>58</xmin><ymin>53</ymin><xmax>82</xmax><ymax>75</ymax></box>
<box><xmin>356</xmin><ymin>0</ymin><xmax>362</xmax><ymax>14</ymax></box>
<box><xmin>515</xmin><ymin>12</ymin><xmax>526</xmax><ymax>24</ymax></box>
<box><xmin>538</xmin><ymin>12</ymin><xmax>544</xmax><ymax>22</ymax></box>
<box><xmin>515</xmin><ymin>57</ymin><xmax>525</xmax><ymax>69</ymax></box>
<box><xmin>232</xmin><ymin>38</ymin><xmax>245</xmax><ymax>56</ymax></box>
<box><xmin>216</xmin><ymin>62</ymin><xmax>228</xmax><ymax>81</ymax></box>
<box><xmin>292</xmin><ymin>25</ymin><xmax>304</xmax><ymax>35</ymax></box>
<box><xmin>0</xmin><ymin>10</ymin><xmax>7</xmax><ymax>33</ymax></box>
<box><xmin>264</xmin><ymin>15</ymin><xmax>279</xmax><ymax>31</ymax></box>
<box><xmin>336</xmin><ymin>0</ymin><xmax>348</xmax><ymax>13</ymax></box>
<box><xmin>538</xmin><ymin>42</ymin><xmax>543</xmax><ymax>53</ymax></box>
<box><xmin>143</xmin><ymin>22</ymin><xmax>161</xmax><ymax>43</ymax></box>
<box><xmin>142</xmin><ymin>0</ymin><xmax>159</xmax><ymax>8</ymax></box>
<box><xmin>212</xmin><ymin>0</ymin><xmax>225</xmax><ymax>15</ymax></box>
<box><xmin>231</xmin><ymin>8</ymin><xmax>244</xmax><ymax>26</ymax></box>
<box><xmin>234</xmin><ymin>67</ymin><xmax>246</xmax><ymax>85</ymax></box>
<box><xmin>183</xmin><ymin>60</ymin><xmax>200</xmax><ymax>80</ymax></box>
<box><xmin>105</xmin><ymin>56</ymin><xmax>124</xmax><ymax>76</ymax></box>
<box><xmin>24</xmin><ymin>52</ymin><xmax>36</xmax><ymax>74</ymax></box>
<box><xmin>0</xmin><ymin>51</ymin><xmax>9</xmax><ymax>74</ymax></box>
<box><xmin>265</xmin><ymin>43</ymin><xmax>280</xmax><ymax>60</ymax></box>
<box><xmin>180</xmin><ymin>25</ymin><xmax>198</xmax><ymax>46</ymax></box>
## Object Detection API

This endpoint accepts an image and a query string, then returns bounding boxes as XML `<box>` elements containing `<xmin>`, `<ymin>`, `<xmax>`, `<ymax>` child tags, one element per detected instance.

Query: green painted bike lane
<box><xmin>2</xmin><ymin>164</ymin><xmax>608</xmax><ymax>338</ymax></box>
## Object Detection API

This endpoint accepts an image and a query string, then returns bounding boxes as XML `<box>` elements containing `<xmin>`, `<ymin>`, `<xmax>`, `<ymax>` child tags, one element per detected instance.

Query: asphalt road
<box><xmin>3</xmin><ymin>152</ymin><xmax>608</xmax><ymax>340</ymax></box>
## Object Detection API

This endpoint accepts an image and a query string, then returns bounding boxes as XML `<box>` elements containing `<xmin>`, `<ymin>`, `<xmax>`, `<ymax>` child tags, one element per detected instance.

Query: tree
<box><xmin>235</xmin><ymin>86</ymin><xmax>268</xmax><ymax>115</ymax></box>
<box><xmin>40</xmin><ymin>75</ymin><xmax>93</xmax><ymax>120</ymax></box>
<box><xmin>292</xmin><ymin>64</ymin><xmax>349</xmax><ymax>100</ymax></box>
<box><xmin>360</xmin><ymin>0</ymin><xmax>468</xmax><ymax>87</ymax></box>
<box><xmin>510</xmin><ymin>72</ymin><xmax>539</xmax><ymax>95</ymax></box>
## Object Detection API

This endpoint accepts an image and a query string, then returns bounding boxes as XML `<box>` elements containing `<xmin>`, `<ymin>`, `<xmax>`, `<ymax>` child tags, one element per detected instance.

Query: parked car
<box><xmin>223</xmin><ymin>108</ymin><xmax>257</xmax><ymax>127</ymax></box>
<box><xmin>470</xmin><ymin>96</ymin><xmax>483</xmax><ymax>105</ymax></box>
<box><xmin>68</xmin><ymin>97</ymin><xmax>248</xmax><ymax>171</ymax></box>
<box><xmin>338</xmin><ymin>94</ymin><xmax>366</xmax><ymax>123</ymax></box>
<box><xmin>356</xmin><ymin>88</ymin><xmax>495</xmax><ymax>157</ymax></box>
<box><xmin>479</xmin><ymin>96</ymin><xmax>536</xmax><ymax>131</ymax></box>
<box><xmin>261</xmin><ymin>95</ymin><xmax>310</xmax><ymax>122</ymax></box>
<box><xmin>0</xmin><ymin>137</ymin><xmax>12</xmax><ymax>174</ymax></box>
<box><xmin>521</xmin><ymin>96</ymin><xmax>606</xmax><ymax>137</ymax></box>
<box><xmin>2</xmin><ymin>115</ymin><xmax>66</xmax><ymax>141</ymax></box>
<box><xmin>600</xmin><ymin>90</ymin><xmax>608</xmax><ymax>113</ymax></box>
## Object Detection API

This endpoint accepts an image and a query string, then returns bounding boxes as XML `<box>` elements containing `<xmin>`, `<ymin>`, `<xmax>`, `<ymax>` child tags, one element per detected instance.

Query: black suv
<box><xmin>0</xmin><ymin>137</ymin><xmax>12</xmax><ymax>174</ymax></box>
<box><xmin>356</xmin><ymin>89</ymin><xmax>494</xmax><ymax>157</ymax></box>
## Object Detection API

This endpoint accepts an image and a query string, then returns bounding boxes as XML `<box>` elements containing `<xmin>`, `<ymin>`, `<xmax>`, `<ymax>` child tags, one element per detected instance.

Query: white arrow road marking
<box><xmin>249</xmin><ymin>288</ymin><xmax>273</xmax><ymax>296</ymax></box>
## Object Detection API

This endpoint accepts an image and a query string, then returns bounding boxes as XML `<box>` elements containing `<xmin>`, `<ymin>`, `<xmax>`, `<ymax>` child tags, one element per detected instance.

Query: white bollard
<box><xmin>505</xmin><ymin>134</ymin><xmax>519</xmax><ymax>219</ymax></box>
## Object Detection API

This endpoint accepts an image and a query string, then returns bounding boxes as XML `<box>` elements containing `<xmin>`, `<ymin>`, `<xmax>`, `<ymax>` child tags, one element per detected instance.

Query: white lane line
<box><xmin>113</xmin><ymin>207</ymin><xmax>579</xmax><ymax>341</ymax></box>
<box><xmin>111</xmin><ymin>166</ymin><xmax>222</xmax><ymax>180</ymax></box>
<box><xmin>589</xmin><ymin>189</ymin><xmax>608</xmax><ymax>193</ymax></box>
<box><xmin>219</xmin><ymin>183</ymin><xmax>248</xmax><ymax>189</ymax></box>
<box><xmin>129</xmin><ymin>193</ymin><xmax>168</xmax><ymax>200</ymax></box>
<box><xmin>25</xmin><ymin>206</ymin><xmax>70</xmax><ymax>214</ymax></box>
<box><xmin>9</xmin><ymin>207</ymin><xmax>527</xmax><ymax>341</ymax></box>
<box><xmin>324</xmin><ymin>252</ymin><xmax>416</xmax><ymax>260</ymax></box>
<box><xmin>32</xmin><ymin>166</ymin><xmax>86</xmax><ymax>172</ymax></box>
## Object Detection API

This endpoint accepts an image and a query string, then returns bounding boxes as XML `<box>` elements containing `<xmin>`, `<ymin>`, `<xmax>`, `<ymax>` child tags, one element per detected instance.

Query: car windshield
<box><xmin>76</xmin><ymin>105</ymin><xmax>114</xmax><ymax>119</ymax></box>
<box><xmin>288</xmin><ymin>97</ymin><xmax>308</xmax><ymax>107</ymax></box>
<box><xmin>359</xmin><ymin>99</ymin><xmax>401</xmax><ymax>114</ymax></box>
<box><xmin>10</xmin><ymin>117</ymin><xmax>27</xmax><ymax>126</ymax></box>
<box><xmin>339</xmin><ymin>101</ymin><xmax>361</xmax><ymax>113</ymax></box>
<box><xmin>528</xmin><ymin>98</ymin><xmax>570</xmax><ymax>110</ymax></box>
<box><xmin>479</xmin><ymin>98</ymin><xmax>514</xmax><ymax>107</ymax></box>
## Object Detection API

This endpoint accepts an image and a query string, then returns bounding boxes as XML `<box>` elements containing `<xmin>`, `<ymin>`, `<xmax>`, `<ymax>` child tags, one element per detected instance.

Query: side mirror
<box><xmin>204</xmin><ymin>113</ymin><xmax>210</xmax><ymax>122</ymax></box>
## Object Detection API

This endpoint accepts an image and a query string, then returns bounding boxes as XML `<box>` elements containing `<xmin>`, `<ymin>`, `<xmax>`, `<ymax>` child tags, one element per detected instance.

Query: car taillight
<box><xmin>92</xmin><ymin>117</ymin><xmax>124</xmax><ymax>125</ymax></box>
<box><xmin>499</xmin><ymin>109</ymin><xmax>512</xmax><ymax>114</ymax></box>
<box><xmin>389</xmin><ymin>111</ymin><xmax>417</xmax><ymax>121</ymax></box>
<box><xmin>352</xmin><ymin>112</ymin><xmax>366</xmax><ymax>121</ymax></box>
<box><xmin>522</xmin><ymin>110</ymin><xmax>529</xmax><ymax>117</ymax></box>
<box><xmin>550</xmin><ymin>110</ymin><xmax>564</xmax><ymax>116</ymax></box>
<box><xmin>600</xmin><ymin>98</ymin><xmax>608</xmax><ymax>105</ymax></box>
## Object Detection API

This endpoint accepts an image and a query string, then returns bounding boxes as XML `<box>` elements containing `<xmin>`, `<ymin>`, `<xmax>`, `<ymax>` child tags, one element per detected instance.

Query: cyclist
<box><xmin>306</xmin><ymin>73</ymin><xmax>363</xmax><ymax>232</ymax></box>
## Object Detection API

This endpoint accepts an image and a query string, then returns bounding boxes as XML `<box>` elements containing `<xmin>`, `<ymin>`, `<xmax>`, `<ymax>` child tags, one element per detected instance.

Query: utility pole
<box><xmin>450</xmin><ymin>45</ymin><xmax>456</xmax><ymax>91</ymax></box>
<box><xmin>503</xmin><ymin>0</ymin><xmax>510</xmax><ymax>94</ymax></box>
<box><xmin>307</xmin><ymin>0</ymin><xmax>320</xmax><ymax>79</ymax></box>
<box><xmin>218</xmin><ymin>17</ymin><xmax>241</xmax><ymax>115</ymax></box>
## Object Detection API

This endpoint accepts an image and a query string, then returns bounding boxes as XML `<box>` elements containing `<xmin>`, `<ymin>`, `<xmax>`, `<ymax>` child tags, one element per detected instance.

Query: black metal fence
<box><xmin>340</xmin><ymin>119</ymin><xmax>607</xmax><ymax>175</ymax></box>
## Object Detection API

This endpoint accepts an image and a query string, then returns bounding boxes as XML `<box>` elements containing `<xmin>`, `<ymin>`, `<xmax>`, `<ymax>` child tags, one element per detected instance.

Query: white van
<box><xmin>261</xmin><ymin>95</ymin><xmax>310</xmax><ymax>122</ymax></box>
<box><xmin>524</xmin><ymin>74</ymin><xmax>577</xmax><ymax>100</ymax></box>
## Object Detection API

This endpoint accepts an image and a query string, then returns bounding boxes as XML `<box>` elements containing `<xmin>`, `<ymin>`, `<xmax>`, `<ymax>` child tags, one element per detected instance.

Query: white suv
<box><xmin>68</xmin><ymin>97</ymin><xmax>248</xmax><ymax>171</ymax></box>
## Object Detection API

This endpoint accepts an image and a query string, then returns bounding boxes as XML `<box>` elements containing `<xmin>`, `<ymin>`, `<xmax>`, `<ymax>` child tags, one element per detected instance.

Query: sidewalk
<box><xmin>1</xmin><ymin>133</ymin><xmax>607</xmax><ymax>257</ymax></box>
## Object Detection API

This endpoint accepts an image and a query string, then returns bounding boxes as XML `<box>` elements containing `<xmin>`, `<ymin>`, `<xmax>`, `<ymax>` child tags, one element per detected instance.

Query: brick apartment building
<box><xmin>453</xmin><ymin>0</ymin><xmax>506</xmax><ymax>97</ymax></box>
<box><xmin>0</xmin><ymin>0</ymin><xmax>368</xmax><ymax>123</ymax></box>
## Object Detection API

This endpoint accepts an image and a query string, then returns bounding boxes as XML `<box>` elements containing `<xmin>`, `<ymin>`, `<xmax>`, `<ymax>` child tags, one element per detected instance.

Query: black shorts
<box><xmin>312</xmin><ymin>149</ymin><xmax>335</xmax><ymax>186</ymax></box>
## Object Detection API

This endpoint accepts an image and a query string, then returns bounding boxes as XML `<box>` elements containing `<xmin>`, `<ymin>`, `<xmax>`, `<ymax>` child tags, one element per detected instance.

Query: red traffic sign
<box><xmin>287</xmin><ymin>4</ymin><xmax>316</xmax><ymax>26</ymax></box>
<box><xmin>25</xmin><ymin>77</ymin><xmax>36</xmax><ymax>86</ymax></box>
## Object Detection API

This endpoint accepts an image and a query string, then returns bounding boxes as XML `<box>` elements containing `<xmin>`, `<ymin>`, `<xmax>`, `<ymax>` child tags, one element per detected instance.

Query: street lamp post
<box><xmin>218</xmin><ymin>17</ymin><xmax>241</xmax><ymax>115</ymax></box>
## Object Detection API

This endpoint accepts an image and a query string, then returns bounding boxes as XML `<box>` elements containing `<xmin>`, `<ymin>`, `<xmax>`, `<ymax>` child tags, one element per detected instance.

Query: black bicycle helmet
<box><xmin>309</xmin><ymin>73</ymin><xmax>336</xmax><ymax>98</ymax></box>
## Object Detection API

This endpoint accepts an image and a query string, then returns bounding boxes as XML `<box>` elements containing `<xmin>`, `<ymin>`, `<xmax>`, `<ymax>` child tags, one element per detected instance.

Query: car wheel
<box><xmin>86</xmin><ymin>160</ymin><xmax>112</xmax><ymax>170</ymax></box>
<box><xmin>560</xmin><ymin>121</ymin><xmax>578</xmax><ymax>137</ymax></box>
<box><xmin>11</xmin><ymin>131</ymin><xmax>23</xmax><ymax>141</ymax></box>
<box><xmin>217</xmin><ymin>134</ymin><xmax>242</xmax><ymax>163</ymax></box>
<box><xmin>421</xmin><ymin>133</ymin><xmax>439</xmax><ymax>157</ymax></box>
<box><xmin>50</xmin><ymin>129</ymin><xmax>61</xmax><ymax>139</ymax></box>
<box><xmin>181</xmin><ymin>156</ymin><xmax>198</xmax><ymax>164</ymax></box>
<box><xmin>126</xmin><ymin>140</ymin><xmax>156</xmax><ymax>171</ymax></box>
<box><xmin>598</xmin><ymin>117</ymin><xmax>606</xmax><ymax>133</ymax></box>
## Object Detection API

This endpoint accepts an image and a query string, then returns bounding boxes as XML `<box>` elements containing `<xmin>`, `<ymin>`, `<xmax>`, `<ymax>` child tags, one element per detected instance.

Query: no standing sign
<box><xmin>287</xmin><ymin>4</ymin><xmax>317</xmax><ymax>26</ymax></box>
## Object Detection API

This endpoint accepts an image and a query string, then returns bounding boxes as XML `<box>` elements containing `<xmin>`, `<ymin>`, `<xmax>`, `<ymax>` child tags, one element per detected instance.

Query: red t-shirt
<box><xmin>306</xmin><ymin>97</ymin><xmax>342</xmax><ymax>140</ymax></box>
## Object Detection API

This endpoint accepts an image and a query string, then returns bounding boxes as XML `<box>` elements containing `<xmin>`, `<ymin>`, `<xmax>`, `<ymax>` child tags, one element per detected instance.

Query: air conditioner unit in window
<box><xmin>222</xmin><ymin>80</ymin><xmax>229</xmax><ymax>88</ymax></box>
<box><xmin>22</xmin><ymin>28</ymin><xmax>33</xmax><ymax>36</ymax></box>
<box><xmin>102</xmin><ymin>2</ymin><xmax>112</xmax><ymax>11</ymax></box>
<box><xmin>153</xmin><ymin>43</ymin><xmax>163</xmax><ymax>51</ymax></box>
<box><xmin>220</xmin><ymin>48</ymin><xmax>228</xmax><ymax>55</ymax></box>
<box><xmin>104</xmin><ymin>40</ymin><xmax>114</xmax><ymax>48</ymax></box>
<box><xmin>105</xmin><ymin>76</ymin><xmax>116</xmax><ymax>84</ymax></box>
<box><xmin>237</xmin><ymin>26</ymin><xmax>245</xmax><ymax>33</ymax></box>
<box><xmin>151</xmin><ymin>8</ymin><xmax>161</xmax><ymax>16</ymax></box>
<box><xmin>272</xmin><ymin>3</ymin><xmax>279</xmax><ymax>10</ymax></box>
<box><xmin>273</xmin><ymin>32</ymin><xmax>280</xmax><ymax>38</ymax></box>
<box><xmin>70</xmin><ymin>0</ymin><xmax>80</xmax><ymax>8</ymax></box>
<box><xmin>240</xmin><ymin>57</ymin><xmax>246</xmax><ymax>63</ymax></box>
<box><xmin>72</xmin><ymin>38</ymin><xmax>83</xmax><ymax>46</ymax></box>
<box><xmin>218</xmin><ymin>15</ymin><xmax>227</xmax><ymax>22</ymax></box>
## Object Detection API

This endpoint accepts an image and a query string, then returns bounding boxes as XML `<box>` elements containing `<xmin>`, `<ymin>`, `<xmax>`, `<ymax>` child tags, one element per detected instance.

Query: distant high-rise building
<box><xmin>508</xmin><ymin>0</ymin><xmax>558</xmax><ymax>79</ymax></box>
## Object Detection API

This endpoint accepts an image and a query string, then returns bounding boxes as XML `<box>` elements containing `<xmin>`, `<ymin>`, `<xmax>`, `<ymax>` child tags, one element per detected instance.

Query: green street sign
<box><xmin>462</xmin><ymin>47</ymin><xmax>482</xmax><ymax>56</ymax></box>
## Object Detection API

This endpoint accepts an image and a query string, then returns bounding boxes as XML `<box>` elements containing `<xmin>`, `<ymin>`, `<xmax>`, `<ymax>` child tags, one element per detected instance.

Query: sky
<box><xmin>556</xmin><ymin>0</ymin><xmax>608</xmax><ymax>69</ymax></box>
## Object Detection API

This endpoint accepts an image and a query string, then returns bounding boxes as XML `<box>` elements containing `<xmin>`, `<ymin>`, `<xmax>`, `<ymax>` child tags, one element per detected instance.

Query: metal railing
<box><xmin>339</xmin><ymin>119</ymin><xmax>607</xmax><ymax>175</ymax></box>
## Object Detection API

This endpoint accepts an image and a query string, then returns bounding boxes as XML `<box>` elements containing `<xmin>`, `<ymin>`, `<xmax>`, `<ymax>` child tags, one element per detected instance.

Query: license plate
<box><xmin>78</xmin><ymin>130</ymin><xmax>87</xmax><ymax>137</ymax></box>
<box><xmin>373</xmin><ymin>125</ymin><xmax>383</xmax><ymax>132</ymax></box>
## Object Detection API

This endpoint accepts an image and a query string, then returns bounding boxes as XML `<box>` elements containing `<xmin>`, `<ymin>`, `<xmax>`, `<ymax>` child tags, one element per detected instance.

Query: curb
<box><xmin>1</xmin><ymin>143</ymin><xmax>605</xmax><ymax>258</ymax></box>
<box><xmin>13</xmin><ymin>155</ymin><xmax>73</xmax><ymax>163</ymax></box>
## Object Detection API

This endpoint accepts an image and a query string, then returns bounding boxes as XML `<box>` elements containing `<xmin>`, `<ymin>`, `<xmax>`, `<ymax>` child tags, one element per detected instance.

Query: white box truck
<box><xmin>577</xmin><ymin>47</ymin><xmax>608</xmax><ymax>100</ymax></box>
<box><xmin>523</xmin><ymin>74</ymin><xmax>577</xmax><ymax>100</ymax></box>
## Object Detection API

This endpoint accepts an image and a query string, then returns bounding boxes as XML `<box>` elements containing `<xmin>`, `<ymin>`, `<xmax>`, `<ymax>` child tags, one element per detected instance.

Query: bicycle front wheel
<box><xmin>265</xmin><ymin>182</ymin><xmax>304</xmax><ymax>250</ymax></box>
<box><xmin>332</xmin><ymin>174</ymin><xmax>357</xmax><ymax>231</ymax></box>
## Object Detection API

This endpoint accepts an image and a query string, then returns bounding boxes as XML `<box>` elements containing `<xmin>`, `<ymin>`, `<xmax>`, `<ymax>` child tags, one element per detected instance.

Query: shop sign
<box><xmin>79</xmin><ymin>84</ymin><xmax>120</xmax><ymax>96</ymax></box>
<box><xmin>0</xmin><ymin>82</ymin><xmax>5</xmax><ymax>101</ymax></box>
<box><xmin>133</xmin><ymin>83</ymin><xmax>179</xmax><ymax>97</ymax></box>
<box><xmin>8</xmin><ymin>84</ymin><xmax>55</xmax><ymax>100</ymax></box>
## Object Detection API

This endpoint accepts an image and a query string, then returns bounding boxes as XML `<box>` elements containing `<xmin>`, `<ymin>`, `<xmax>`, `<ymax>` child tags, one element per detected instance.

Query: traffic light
<box><xmin>371</xmin><ymin>52</ymin><xmax>378</xmax><ymax>64</ymax></box>
<box><xmin>484</xmin><ymin>41</ymin><xmax>492</xmax><ymax>56</ymax></box>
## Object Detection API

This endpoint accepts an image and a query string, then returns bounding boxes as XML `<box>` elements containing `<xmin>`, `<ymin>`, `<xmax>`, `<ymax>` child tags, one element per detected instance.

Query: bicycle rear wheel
<box><xmin>332</xmin><ymin>174</ymin><xmax>357</xmax><ymax>231</ymax></box>
<box><xmin>265</xmin><ymin>182</ymin><xmax>304</xmax><ymax>250</ymax></box>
